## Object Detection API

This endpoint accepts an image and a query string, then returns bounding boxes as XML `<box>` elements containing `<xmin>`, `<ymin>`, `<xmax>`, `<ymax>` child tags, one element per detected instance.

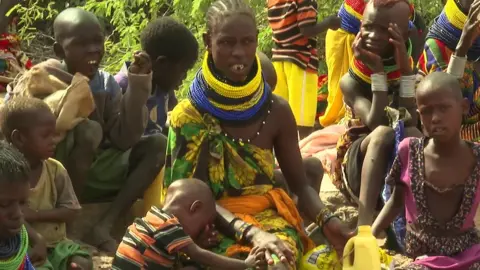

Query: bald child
<box><xmin>21</xmin><ymin>7</ymin><xmax>166</xmax><ymax>252</ymax></box>
<box><xmin>113</xmin><ymin>178</ymin><xmax>264</xmax><ymax>270</ymax></box>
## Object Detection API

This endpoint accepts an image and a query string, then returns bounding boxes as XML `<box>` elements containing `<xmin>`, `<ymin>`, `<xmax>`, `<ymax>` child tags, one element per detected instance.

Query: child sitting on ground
<box><xmin>114</xmin><ymin>17</ymin><xmax>198</xmax><ymax>135</ymax></box>
<box><xmin>28</xmin><ymin>7</ymin><xmax>164</xmax><ymax>253</ymax></box>
<box><xmin>113</xmin><ymin>178</ymin><xmax>264</xmax><ymax>270</ymax></box>
<box><xmin>0</xmin><ymin>97</ymin><xmax>92</xmax><ymax>270</ymax></box>
<box><xmin>0</xmin><ymin>141</ymin><xmax>35</xmax><ymax>270</ymax></box>
<box><xmin>372</xmin><ymin>72</ymin><xmax>480</xmax><ymax>269</ymax></box>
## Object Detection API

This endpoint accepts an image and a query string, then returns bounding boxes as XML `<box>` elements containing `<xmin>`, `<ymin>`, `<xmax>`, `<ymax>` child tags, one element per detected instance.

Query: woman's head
<box><xmin>0</xmin><ymin>141</ymin><xmax>30</xmax><ymax>240</ymax></box>
<box><xmin>203</xmin><ymin>0</ymin><xmax>258</xmax><ymax>83</ymax></box>
<box><xmin>361</xmin><ymin>0</ymin><xmax>411</xmax><ymax>57</ymax></box>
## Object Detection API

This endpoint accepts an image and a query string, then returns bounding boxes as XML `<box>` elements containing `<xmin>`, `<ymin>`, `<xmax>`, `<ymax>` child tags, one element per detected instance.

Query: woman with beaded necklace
<box><xmin>162</xmin><ymin>0</ymin><xmax>354</xmax><ymax>268</ymax></box>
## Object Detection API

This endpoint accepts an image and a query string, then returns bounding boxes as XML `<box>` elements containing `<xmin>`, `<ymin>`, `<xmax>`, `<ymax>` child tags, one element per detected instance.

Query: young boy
<box><xmin>0</xmin><ymin>141</ymin><xmax>35</xmax><ymax>270</ymax></box>
<box><xmin>333</xmin><ymin>0</ymin><xmax>422</xmax><ymax>229</ymax></box>
<box><xmin>113</xmin><ymin>178</ymin><xmax>264</xmax><ymax>270</ymax></box>
<box><xmin>372</xmin><ymin>72</ymin><xmax>480</xmax><ymax>269</ymax></box>
<box><xmin>267</xmin><ymin>0</ymin><xmax>340</xmax><ymax>139</ymax></box>
<box><xmin>0</xmin><ymin>97</ymin><xmax>92</xmax><ymax>270</ymax></box>
<box><xmin>33</xmin><ymin>7</ymin><xmax>164</xmax><ymax>252</ymax></box>
<box><xmin>114</xmin><ymin>17</ymin><xmax>199</xmax><ymax>135</ymax></box>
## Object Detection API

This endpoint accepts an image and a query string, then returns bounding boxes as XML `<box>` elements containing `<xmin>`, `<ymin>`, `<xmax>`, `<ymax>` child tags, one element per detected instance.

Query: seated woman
<box><xmin>162</xmin><ymin>0</ymin><xmax>353</xmax><ymax>268</ymax></box>
<box><xmin>417</xmin><ymin>0</ymin><xmax>480</xmax><ymax>142</ymax></box>
<box><xmin>320</xmin><ymin>0</ymin><xmax>425</xmax><ymax>127</ymax></box>
<box><xmin>333</xmin><ymin>0</ymin><xmax>422</xmax><ymax>249</ymax></box>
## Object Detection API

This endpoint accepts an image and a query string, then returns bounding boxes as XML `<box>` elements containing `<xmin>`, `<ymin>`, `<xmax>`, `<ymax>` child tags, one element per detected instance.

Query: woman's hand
<box><xmin>457</xmin><ymin>0</ymin><xmax>480</xmax><ymax>56</ymax></box>
<box><xmin>389</xmin><ymin>23</ymin><xmax>412</xmax><ymax>75</ymax></box>
<box><xmin>196</xmin><ymin>224</ymin><xmax>220</xmax><ymax>249</ymax></box>
<box><xmin>249</xmin><ymin>228</ymin><xmax>294</xmax><ymax>266</ymax></box>
<box><xmin>352</xmin><ymin>32</ymin><xmax>384</xmax><ymax>73</ymax></box>
<box><xmin>322</xmin><ymin>217</ymin><xmax>355</xmax><ymax>258</ymax></box>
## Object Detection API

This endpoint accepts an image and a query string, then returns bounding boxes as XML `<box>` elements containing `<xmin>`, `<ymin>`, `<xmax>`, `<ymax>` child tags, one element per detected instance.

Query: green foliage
<box><xmin>15</xmin><ymin>0</ymin><xmax>443</xmax><ymax>98</ymax></box>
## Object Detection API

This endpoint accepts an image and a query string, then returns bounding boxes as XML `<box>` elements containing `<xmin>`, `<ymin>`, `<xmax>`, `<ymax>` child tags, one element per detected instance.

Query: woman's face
<box><xmin>206</xmin><ymin>13</ymin><xmax>258</xmax><ymax>82</ymax></box>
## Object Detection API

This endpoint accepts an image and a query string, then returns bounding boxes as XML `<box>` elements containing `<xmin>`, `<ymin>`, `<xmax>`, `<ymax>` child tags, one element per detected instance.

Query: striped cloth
<box><xmin>112</xmin><ymin>207</ymin><xmax>193</xmax><ymax>269</ymax></box>
<box><xmin>267</xmin><ymin>0</ymin><xmax>319</xmax><ymax>72</ymax></box>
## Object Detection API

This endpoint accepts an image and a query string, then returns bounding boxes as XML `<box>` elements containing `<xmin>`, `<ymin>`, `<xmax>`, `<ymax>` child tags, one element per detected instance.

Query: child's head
<box><xmin>140</xmin><ymin>17</ymin><xmax>198</xmax><ymax>92</ymax></box>
<box><xmin>204</xmin><ymin>0</ymin><xmax>257</xmax><ymax>83</ymax></box>
<box><xmin>361</xmin><ymin>0</ymin><xmax>411</xmax><ymax>58</ymax></box>
<box><xmin>0</xmin><ymin>141</ymin><xmax>30</xmax><ymax>239</ymax></box>
<box><xmin>416</xmin><ymin>72</ymin><xmax>468</xmax><ymax>143</ymax></box>
<box><xmin>163</xmin><ymin>178</ymin><xmax>216</xmax><ymax>239</ymax></box>
<box><xmin>0</xmin><ymin>97</ymin><xmax>56</xmax><ymax>162</ymax></box>
<box><xmin>53</xmin><ymin>7</ymin><xmax>104</xmax><ymax>79</ymax></box>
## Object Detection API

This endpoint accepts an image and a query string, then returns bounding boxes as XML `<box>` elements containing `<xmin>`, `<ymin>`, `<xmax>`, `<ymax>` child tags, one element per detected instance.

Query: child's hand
<box><xmin>245</xmin><ymin>246</ymin><xmax>266</xmax><ymax>269</ymax></box>
<box><xmin>352</xmin><ymin>32</ymin><xmax>383</xmax><ymax>73</ymax></box>
<box><xmin>28</xmin><ymin>237</ymin><xmax>47</xmax><ymax>266</ymax></box>
<box><xmin>325</xmin><ymin>15</ymin><xmax>341</xmax><ymax>31</ymax></box>
<box><xmin>129</xmin><ymin>51</ymin><xmax>152</xmax><ymax>75</ymax></box>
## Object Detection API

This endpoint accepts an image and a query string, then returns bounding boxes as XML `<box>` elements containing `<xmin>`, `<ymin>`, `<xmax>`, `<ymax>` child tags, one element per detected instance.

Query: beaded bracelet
<box><xmin>315</xmin><ymin>208</ymin><xmax>338</xmax><ymax>230</ymax></box>
<box><xmin>235</xmin><ymin>222</ymin><xmax>253</xmax><ymax>243</ymax></box>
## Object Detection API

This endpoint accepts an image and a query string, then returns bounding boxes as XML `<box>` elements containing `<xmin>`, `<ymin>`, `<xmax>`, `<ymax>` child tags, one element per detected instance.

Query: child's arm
<box><xmin>295</xmin><ymin>0</ymin><xmax>340</xmax><ymax>37</ymax></box>
<box><xmin>25</xmin><ymin>160</ymin><xmax>81</xmax><ymax>223</ymax></box>
<box><xmin>181</xmin><ymin>243</ymin><xmax>259</xmax><ymax>270</ymax></box>
<box><xmin>25</xmin><ymin>222</ymin><xmax>48</xmax><ymax>265</ymax></box>
<box><xmin>371</xmin><ymin>184</ymin><xmax>405</xmax><ymax>237</ymax></box>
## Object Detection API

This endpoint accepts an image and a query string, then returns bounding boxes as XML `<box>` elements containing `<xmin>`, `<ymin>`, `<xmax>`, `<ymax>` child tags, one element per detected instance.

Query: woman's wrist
<box><xmin>447</xmin><ymin>54</ymin><xmax>467</xmax><ymax>79</ymax></box>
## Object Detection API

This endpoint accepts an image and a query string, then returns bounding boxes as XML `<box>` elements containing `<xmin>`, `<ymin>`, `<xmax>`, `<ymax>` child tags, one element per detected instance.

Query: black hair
<box><xmin>140</xmin><ymin>17</ymin><xmax>199</xmax><ymax>67</ymax></box>
<box><xmin>0</xmin><ymin>140</ymin><xmax>30</xmax><ymax>183</ymax></box>
<box><xmin>0</xmin><ymin>97</ymin><xmax>53</xmax><ymax>142</ymax></box>
<box><xmin>206</xmin><ymin>0</ymin><xmax>256</xmax><ymax>33</ymax></box>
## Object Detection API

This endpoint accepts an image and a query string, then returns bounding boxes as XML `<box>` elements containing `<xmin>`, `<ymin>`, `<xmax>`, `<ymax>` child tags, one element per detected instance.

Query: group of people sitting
<box><xmin>0</xmin><ymin>0</ymin><xmax>479</xmax><ymax>269</ymax></box>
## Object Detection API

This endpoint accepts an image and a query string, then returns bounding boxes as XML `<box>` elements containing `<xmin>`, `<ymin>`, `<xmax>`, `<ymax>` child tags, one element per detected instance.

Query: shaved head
<box><xmin>53</xmin><ymin>7</ymin><xmax>101</xmax><ymax>42</ymax></box>
<box><xmin>164</xmin><ymin>178</ymin><xmax>215</xmax><ymax>207</ymax></box>
<box><xmin>417</xmin><ymin>72</ymin><xmax>463</xmax><ymax>101</ymax></box>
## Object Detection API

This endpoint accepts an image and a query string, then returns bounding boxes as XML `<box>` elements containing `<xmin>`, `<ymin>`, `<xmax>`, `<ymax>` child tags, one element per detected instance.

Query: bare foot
<box><xmin>83</xmin><ymin>226</ymin><xmax>118</xmax><ymax>254</ymax></box>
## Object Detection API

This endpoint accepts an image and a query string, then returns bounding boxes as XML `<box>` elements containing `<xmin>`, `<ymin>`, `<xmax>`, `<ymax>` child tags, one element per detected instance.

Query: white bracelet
<box><xmin>399</xmin><ymin>75</ymin><xmax>416</xmax><ymax>98</ymax></box>
<box><xmin>371</xmin><ymin>73</ymin><xmax>387</xmax><ymax>92</ymax></box>
<box><xmin>447</xmin><ymin>54</ymin><xmax>467</xmax><ymax>79</ymax></box>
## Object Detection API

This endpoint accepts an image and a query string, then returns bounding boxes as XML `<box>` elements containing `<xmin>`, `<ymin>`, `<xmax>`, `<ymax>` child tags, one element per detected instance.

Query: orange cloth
<box><xmin>218</xmin><ymin>188</ymin><xmax>315</xmax><ymax>255</ymax></box>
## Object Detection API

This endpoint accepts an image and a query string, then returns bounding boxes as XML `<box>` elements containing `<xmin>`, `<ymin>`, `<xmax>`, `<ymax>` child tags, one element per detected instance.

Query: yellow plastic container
<box><xmin>142</xmin><ymin>166</ymin><xmax>165</xmax><ymax>215</ymax></box>
<box><xmin>343</xmin><ymin>225</ymin><xmax>381</xmax><ymax>270</ymax></box>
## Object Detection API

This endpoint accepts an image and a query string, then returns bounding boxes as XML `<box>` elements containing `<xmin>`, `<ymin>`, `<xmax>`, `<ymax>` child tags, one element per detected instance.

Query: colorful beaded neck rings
<box><xmin>189</xmin><ymin>52</ymin><xmax>272</xmax><ymax>123</ymax></box>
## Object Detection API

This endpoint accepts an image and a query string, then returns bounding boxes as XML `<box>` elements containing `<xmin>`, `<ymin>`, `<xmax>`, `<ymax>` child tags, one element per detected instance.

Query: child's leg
<box><xmin>68</xmin><ymin>255</ymin><xmax>93</xmax><ymax>270</ymax></box>
<box><xmin>56</xmin><ymin>119</ymin><xmax>103</xmax><ymax>195</ymax></box>
<box><xmin>356</xmin><ymin>126</ymin><xmax>395</xmax><ymax>227</ymax></box>
<box><xmin>90</xmin><ymin>134</ymin><xmax>166</xmax><ymax>251</ymax></box>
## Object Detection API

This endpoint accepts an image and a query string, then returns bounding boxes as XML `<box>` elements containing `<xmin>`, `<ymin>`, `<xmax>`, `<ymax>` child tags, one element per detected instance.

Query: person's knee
<box><xmin>73</xmin><ymin>120</ymin><xmax>103</xmax><ymax>151</ymax></box>
<box><xmin>69</xmin><ymin>255</ymin><xmax>93</xmax><ymax>270</ymax></box>
<box><xmin>303</xmin><ymin>157</ymin><xmax>324</xmax><ymax>179</ymax></box>
<box><xmin>369</xmin><ymin>126</ymin><xmax>395</xmax><ymax>151</ymax></box>
<box><xmin>131</xmin><ymin>134</ymin><xmax>167</xmax><ymax>171</ymax></box>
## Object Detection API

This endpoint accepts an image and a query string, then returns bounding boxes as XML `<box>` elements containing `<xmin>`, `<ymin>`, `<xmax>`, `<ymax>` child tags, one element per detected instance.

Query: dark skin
<box><xmin>372</xmin><ymin>73</ymin><xmax>473</xmax><ymax>242</ymax></box>
<box><xmin>160</xmin><ymin>179</ymin><xmax>265</xmax><ymax>270</ymax></box>
<box><xmin>202</xmin><ymin>13</ymin><xmax>353</xmax><ymax>269</ymax></box>
<box><xmin>53</xmin><ymin>8</ymin><xmax>105</xmax><ymax>80</ymax></box>
<box><xmin>0</xmin><ymin>0</ymin><xmax>19</xmax><ymax>33</ymax></box>
<box><xmin>340</xmin><ymin>1</ymin><xmax>422</xmax><ymax>227</ymax></box>
<box><xmin>8</xmin><ymin>108</ymin><xmax>90</xmax><ymax>269</ymax></box>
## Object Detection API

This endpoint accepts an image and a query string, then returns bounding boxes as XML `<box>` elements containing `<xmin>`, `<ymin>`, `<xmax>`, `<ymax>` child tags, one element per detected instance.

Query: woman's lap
<box><xmin>211</xmin><ymin>209</ymin><xmax>303</xmax><ymax>265</ymax></box>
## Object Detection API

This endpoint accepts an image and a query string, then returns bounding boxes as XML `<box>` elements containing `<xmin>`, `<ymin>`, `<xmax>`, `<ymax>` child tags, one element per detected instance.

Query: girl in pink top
<box><xmin>372</xmin><ymin>72</ymin><xmax>480</xmax><ymax>269</ymax></box>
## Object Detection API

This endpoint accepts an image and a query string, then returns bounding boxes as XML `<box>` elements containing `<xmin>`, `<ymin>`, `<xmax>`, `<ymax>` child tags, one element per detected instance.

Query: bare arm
<box><xmin>340</xmin><ymin>74</ymin><xmax>389</xmax><ymax>130</ymax></box>
<box><xmin>371</xmin><ymin>184</ymin><xmax>405</xmax><ymax>237</ymax></box>
<box><xmin>24</xmin><ymin>207</ymin><xmax>79</xmax><ymax>224</ymax></box>
<box><xmin>181</xmin><ymin>243</ymin><xmax>247</xmax><ymax>269</ymax></box>
<box><xmin>273</xmin><ymin>96</ymin><xmax>329</xmax><ymax>222</ymax></box>
<box><xmin>299</xmin><ymin>18</ymin><xmax>335</xmax><ymax>38</ymax></box>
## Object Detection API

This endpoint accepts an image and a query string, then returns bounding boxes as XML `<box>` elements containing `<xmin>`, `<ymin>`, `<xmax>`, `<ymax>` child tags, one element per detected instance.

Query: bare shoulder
<box><xmin>271</xmin><ymin>94</ymin><xmax>296</xmax><ymax>129</ymax></box>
